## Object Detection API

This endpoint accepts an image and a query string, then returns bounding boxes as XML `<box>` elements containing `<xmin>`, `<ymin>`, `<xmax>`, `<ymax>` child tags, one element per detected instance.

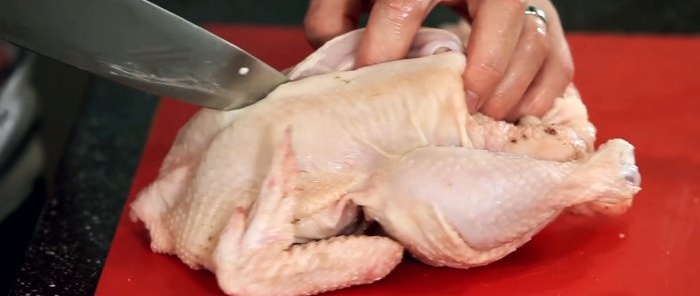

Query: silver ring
<box><xmin>525</xmin><ymin>5</ymin><xmax>547</xmax><ymax>25</ymax></box>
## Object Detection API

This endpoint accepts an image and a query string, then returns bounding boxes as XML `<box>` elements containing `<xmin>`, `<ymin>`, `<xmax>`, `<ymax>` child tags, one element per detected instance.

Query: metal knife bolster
<box><xmin>0</xmin><ymin>0</ymin><xmax>287</xmax><ymax>110</ymax></box>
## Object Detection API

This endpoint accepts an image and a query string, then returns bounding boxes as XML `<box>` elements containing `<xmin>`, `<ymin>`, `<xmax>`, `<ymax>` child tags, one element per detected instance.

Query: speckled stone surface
<box><xmin>5</xmin><ymin>1</ymin><xmax>699</xmax><ymax>295</ymax></box>
<box><xmin>8</xmin><ymin>79</ymin><xmax>156</xmax><ymax>296</ymax></box>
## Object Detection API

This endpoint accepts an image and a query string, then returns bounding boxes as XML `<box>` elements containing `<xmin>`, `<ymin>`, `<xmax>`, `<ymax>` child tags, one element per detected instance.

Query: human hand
<box><xmin>304</xmin><ymin>0</ymin><xmax>574</xmax><ymax>121</ymax></box>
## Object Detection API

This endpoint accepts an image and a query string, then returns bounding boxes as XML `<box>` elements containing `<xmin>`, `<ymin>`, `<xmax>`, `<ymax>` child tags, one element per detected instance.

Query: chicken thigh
<box><xmin>353</xmin><ymin>139</ymin><xmax>639</xmax><ymax>268</ymax></box>
<box><xmin>130</xmin><ymin>28</ymin><xmax>640</xmax><ymax>296</ymax></box>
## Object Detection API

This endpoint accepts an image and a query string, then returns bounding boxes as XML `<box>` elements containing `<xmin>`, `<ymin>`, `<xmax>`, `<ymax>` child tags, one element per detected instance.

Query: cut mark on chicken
<box><xmin>406</xmin><ymin>98</ymin><xmax>429</xmax><ymax>147</ymax></box>
<box><xmin>346</xmin><ymin>130</ymin><xmax>397</xmax><ymax>159</ymax></box>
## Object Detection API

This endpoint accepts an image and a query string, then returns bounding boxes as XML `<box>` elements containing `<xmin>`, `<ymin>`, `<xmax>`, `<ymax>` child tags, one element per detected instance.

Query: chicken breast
<box><xmin>130</xmin><ymin>28</ymin><xmax>641</xmax><ymax>296</ymax></box>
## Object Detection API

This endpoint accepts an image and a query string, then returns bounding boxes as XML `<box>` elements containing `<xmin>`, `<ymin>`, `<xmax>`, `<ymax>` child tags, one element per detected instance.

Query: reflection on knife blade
<box><xmin>0</xmin><ymin>0</ymin><xmax>287</xmax><ymax>110</ymax></box>
<box><xmin>102</xmin><ymin>61</ymin><xmax>221</xmax><ymax>97</ymax></box>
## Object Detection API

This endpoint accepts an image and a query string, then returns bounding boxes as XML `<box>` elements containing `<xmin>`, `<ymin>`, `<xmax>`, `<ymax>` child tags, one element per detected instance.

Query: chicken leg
<box><xmin>353</xmin><ymin>139</ymin><xmax>640</xmax><ymax>268</ymax></box>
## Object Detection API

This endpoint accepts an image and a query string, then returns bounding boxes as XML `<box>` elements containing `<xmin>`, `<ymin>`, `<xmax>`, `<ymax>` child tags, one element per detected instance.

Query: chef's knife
<box><xmin>0</xmin><ymin>0</ymin><xmax>288</xmax><ymax>110</ymax></box>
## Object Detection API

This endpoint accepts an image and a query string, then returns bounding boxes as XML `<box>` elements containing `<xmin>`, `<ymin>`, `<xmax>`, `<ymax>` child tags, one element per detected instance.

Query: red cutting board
<box><xmin>95</xmin><ymin>25</ymin><xmax>700</xmax><ymax>296</ymax></box>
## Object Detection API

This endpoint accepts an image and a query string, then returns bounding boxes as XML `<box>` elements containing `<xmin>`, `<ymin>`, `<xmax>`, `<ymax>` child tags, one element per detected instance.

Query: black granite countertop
<box><xmin>5</xmin><ymin>1</ymin><xmax>699</xmax><ymax>295</ymax></box>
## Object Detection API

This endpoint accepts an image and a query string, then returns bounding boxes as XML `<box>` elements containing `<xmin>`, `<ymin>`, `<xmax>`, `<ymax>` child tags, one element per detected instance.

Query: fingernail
<box><xmin>434</xmin><ymin>47</ymin><xmax>452</xmax><ymax>54</ymax></box>
<box><xmin>465</xmin><ymin>89</ymin><xmax>479</xmax><ymax>113</ymax></box>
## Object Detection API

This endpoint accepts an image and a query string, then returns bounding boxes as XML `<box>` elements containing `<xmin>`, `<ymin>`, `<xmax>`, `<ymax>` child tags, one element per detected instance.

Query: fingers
<box><xmin>509</xmin><ymin>52</ymin><xmax>573</xmax><ymax>120</ymax></box>
<box><xmin>461</xmin><ymin>0</ymin><xmax>527</xmax><ymax>112</ymax></box>
<box><xmin>304</xmin><ymin>0</ymin><xmax>364</xmax><ymax>48</ymax></box>
<box><xmin>355</xmin><ymin>0</ymin><xmax>433</xmax><ymax>68</ymax></box>
<box><xmin>508</xmin><ymin>1</ymin><xmax>574</xmax><ymax>120</ymax></box>
<box><xmin>303</xmin><ymin>0</ymin><xmax>574</xmax><ymax>122</ymax></box>
<box><xmin>479</xmin><ymin>9</ymin><xmax>549</xmax><ymax>120</ymax></box>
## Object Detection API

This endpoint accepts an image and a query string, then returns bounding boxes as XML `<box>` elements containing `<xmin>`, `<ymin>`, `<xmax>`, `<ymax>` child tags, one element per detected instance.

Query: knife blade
<box><xmin>0</xmin><ymin>0</ymin><xmax>288</xmax><ymax>110</ymax></box>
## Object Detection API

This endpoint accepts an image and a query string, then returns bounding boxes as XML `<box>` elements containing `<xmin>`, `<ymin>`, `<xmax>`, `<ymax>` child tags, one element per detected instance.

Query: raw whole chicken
<box><xmin>130</xmin><ymin>27</ymin><xmax>641</xmax><ymax>296</ymax></box>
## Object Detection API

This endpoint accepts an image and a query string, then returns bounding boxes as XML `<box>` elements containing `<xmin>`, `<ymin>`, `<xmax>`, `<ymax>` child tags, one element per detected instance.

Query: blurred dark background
<box><xmin>0</xmin><ymin>0</ymin><xmax>698</xmax><ymax>295</ymax></box>
<box><xmin>145</xmin><ymin>0</ymin><xmax>700</xmax><ymax>33</ymax></box>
